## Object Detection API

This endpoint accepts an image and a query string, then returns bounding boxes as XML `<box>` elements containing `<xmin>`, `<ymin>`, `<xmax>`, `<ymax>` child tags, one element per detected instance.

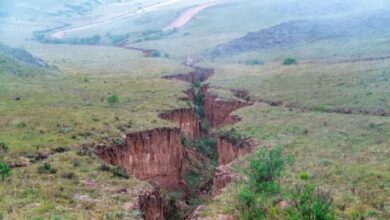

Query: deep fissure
<box><xmin>95</xmin><ymin>66</ymin><xmax>257</xmax><ymax>220</ymax></box>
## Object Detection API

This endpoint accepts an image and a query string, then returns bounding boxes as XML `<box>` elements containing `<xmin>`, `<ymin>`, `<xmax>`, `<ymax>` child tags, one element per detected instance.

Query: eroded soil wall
<box><xmin>96</xmin><ymin>127</ymin><xmax>183</xmax><ymax>189</ymax></box>
<box><xmin>159</xmin><ymin>108</ymin><xmax>203</xmax><ymax>139</ymax></box>
<box><xmin>202</xmin><ymin>86</ymin><xmax>252</xmax><ymax>128</ymax></box>
<box><xmin>217</xmin><ymin>136</ymin><xmax>257</xmax><ymax>166</ymax></box>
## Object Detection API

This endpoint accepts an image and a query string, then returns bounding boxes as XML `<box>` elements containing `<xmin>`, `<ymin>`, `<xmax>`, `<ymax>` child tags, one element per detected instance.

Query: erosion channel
<box><xmin>95</xmin><ymin>66</ymin><xmax>258</xmax><ymax>220</ymax></box>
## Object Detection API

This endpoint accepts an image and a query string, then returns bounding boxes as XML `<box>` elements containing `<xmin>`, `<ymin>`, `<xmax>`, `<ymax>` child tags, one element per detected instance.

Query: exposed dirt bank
<box><xmin>136</xmin><ymin>188</ymin><xmax>165</xmax><ymax>220</ymax></box>
<box><xmin>202</xmin><ymin>86</ymin><xmax>253</xmax><ymax>128</ymax></box>
<box><xmin>95</xmin><ymin>127</ymin><xmax>185</xmax><ymax>190</ymax></box>
<box><xmin>95</xmin><ymin>66</ymin><xmax>256</xmax><ymax>219</ymax></box>
<box><xmin>217</xmin><ymin>135</ymin><xmax>257</xmax><ymax>166</ymax></box>
<box><xmin>159</xmin><ymin>108</ymin><xmax>203</xmax><ymax>140</ymax></box>
<box><xmin>211</xmin><ymin>165</ymin><xmax>237</xmax><ymax>196</ymax></box>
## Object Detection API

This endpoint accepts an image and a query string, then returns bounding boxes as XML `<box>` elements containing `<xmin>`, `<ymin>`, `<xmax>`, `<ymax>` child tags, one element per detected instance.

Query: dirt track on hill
<box><xmin>50</xmin><ymin>0</ymin><xmax>188</xmax><ymax>39</ymax></box>
<box><xmin>164</xmin><ymin>2</ymin><xmax>220</xmax><ymax>30</ymax></box>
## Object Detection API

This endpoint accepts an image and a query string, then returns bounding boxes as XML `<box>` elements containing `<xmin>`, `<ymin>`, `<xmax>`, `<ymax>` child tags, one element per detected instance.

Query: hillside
<box><xmin>0</xmin><ymin>0</ymin><xmax>389</xmax><ymax>219</ymax></box>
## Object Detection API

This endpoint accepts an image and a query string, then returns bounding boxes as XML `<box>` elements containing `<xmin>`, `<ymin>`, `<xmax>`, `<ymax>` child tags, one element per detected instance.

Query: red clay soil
<box><xmin>201</xmin><ymin>86</ymin><xmax>253</xmax><ymax>128</ymax></box>
<box><xmin>159</xmin><ymin>108</ymin><xmax>203</xmax><ymax>140</ymax></box>
<box><xmin>137</xmin><ymin>188</ymin><xmax>165</xmax><ymax>220</ymax></box>
<box><xmin>217</xmin><ymin>135</ymin><xmax>258</xmax><ymax>166</ymax></box>
<box><xmin>95</xmin><ymin>127</ymin><xmax>184</xmax><ymax>189</ymax></box>
<box><xmin>211</xmin><ymin>165</ymin><xmax>238</xmax><ymax>196</ymax></box>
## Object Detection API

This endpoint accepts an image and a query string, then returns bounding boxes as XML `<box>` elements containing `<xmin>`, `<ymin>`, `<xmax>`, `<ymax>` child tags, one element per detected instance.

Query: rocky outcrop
<box><xmin>211</xmin><ymin>165</ymin><xmax>238</xmax><ymax>196</ymax></box>
<box><xmin>163</xmin><ymin>67</ymin><xmax>214</xmax><ymax>84</ymax></box>
<box><xmin>95</xmin><ymin>127</ymin><xmax>184</xmax><ymax>189</ymax></box>
<box><xmin>159</xmin><ymin>109</ymin><xmax>203</xmax><ymax>139</ymax></box>
<box><xmin>137</xmin><ymin>188</ymin><xmax>165</xmax><ymax>220</ymax></box>
<box><xmin>202</xmin><ymin>87</ymin><xmax>252</xmax><ymax>128</ymax></box>
<box><xmin>217</xmin><ymin>136</ymin><xmax>258</xmax><ymax>166</ymax></box>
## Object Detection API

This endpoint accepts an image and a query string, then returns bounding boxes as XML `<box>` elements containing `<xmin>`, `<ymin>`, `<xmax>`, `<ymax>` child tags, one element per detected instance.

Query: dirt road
<box><xmin>50</xmin><ymin>0</ymin><xmax>188</xmax><ymax>39</ymax></box>
<box><xmin>164</xmin><ymin>2</ymin><xmax>221</xmax><ymax>30</ymax></box>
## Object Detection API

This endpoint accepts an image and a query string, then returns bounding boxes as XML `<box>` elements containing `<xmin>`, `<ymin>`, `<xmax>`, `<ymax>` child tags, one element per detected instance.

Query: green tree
<box><xmin>0</xmin><ymin>162</ymin><xmax>11</xmax><ymax>181</ymax></box>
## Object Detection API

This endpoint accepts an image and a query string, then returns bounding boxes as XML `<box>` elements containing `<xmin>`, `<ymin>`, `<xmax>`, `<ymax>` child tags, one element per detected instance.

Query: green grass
<box><xmin>206</xmin><ymin>60</ymin><xmax>390</xmax><ymax>112</ymax></box>
<box><xmin>0</xmin><ymin>151</ymin><xmax>150</xmax><ymax>219</ymax></box>
<box><xmin>1</xmin><ymin>1</ymin><xmax>389</xmax><ymax>219</ymax></box>
<box><xmin>203</xmin><ymin>103</ymin><xmax>390</xmax><ymax>219</ymax></box>
<box><xmin>0</xmin><ymin>44</ymin><xmax>193</xmax><ymax>219</ymax></box>
<box><xmin>0</xmin><ymin>45</ymin><xmax>191</xmax><ymax>157</ymax></box>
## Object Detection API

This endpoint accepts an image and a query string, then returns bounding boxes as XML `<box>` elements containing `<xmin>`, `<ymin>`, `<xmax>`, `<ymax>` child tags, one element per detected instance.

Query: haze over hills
<box><xmin>0</xmin><ymin>0</ymin><xmax>389</xmax><ymax>219</ymax></box>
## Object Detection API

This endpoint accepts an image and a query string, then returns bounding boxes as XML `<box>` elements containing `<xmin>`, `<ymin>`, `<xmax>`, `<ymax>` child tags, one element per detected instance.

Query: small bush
<box><xmin>37</xmin><ymin>162</ymin><xmax>57</xmax><ymax>174</ymax></box>
<box><xmin>99</xmin><ymin>163</ymin><xmax>111</xmax><ymax>172</ymax></box>
<box><xmin>106</xmin><ymin>95</ymin><xmax>119</xmax><ymax>105</ymax></box>
<box><xmin>113</xmin><ymin>138</ymin><xmax>125</xmax><ymax>146</ymax></box>
<box><xmin>52</xmin><ymin>146</ymin><xmax>68</xmax><ymax>153</ymax></box>
<box><xmin>193</xmin><ymin>80</ymin><xmax>201</xmax><ymax>88</ymax></box>
<box><xmin>237</xmin><ymin>146</ymin><xmax>291</xmax><ymax>219</ymax></box>
<box><xmin>221</xmin><ymin>128</ymin><xmax>248</xmax><ymax>147</ymax></box>
<box><xmin>163</xmin><ymin>191</ymin><xmax>185</xmax><ymax>220</ymax></box>
<box><xmin>0</xmin><ymin>162</ymin><xmax>11</xmax><ymax>181</ymax></box>
<box><xmin>313</xmin><ymin>104</ymin><xmax>329</xmax><ymax>113</ymax></box>
<box><xmin>238</xmin><ymin>186</ymin><xmax>266</xmax><ymax>220</ymax></box>
<box><xmin>287</xmin><ymin>183</ymin><xmax>336</xmax><ymax>220</ymax></box>
<box><xmin>72</xmin><ymin>160</ymin><xmax>81</xmax><ymax>167</ymax></box>
<box><xmin>111</xmin><ymin>166</ymin><xmax>129</xmax><ymax>179</ymax></box>
<box><xmin>248</xmin><ymin>145</ymin><xmax>288</xmax><ymax>194</ymax></box>
<box><xmin>283</xmin><ymin>58</ymin><xmax>298</xmax><ymax>65</ymax></box>
<box><xmin>16</xmin><ymin>122</ymin><xmax>27</xmax><ymax>128</ymax></box>
<box><xmin>194</xmin><ymin>138</ymin><xmax>217</xmax><ymax>164</ymax></box>
<box><xmin>150</xmin><ymin>51</ymin><xmax>161</xmax><ymax>57</ymax></box>
<box><xmin>0</xmin><ymin>142</ymin><xmax>8</xmax><ymax>153</ymax></box>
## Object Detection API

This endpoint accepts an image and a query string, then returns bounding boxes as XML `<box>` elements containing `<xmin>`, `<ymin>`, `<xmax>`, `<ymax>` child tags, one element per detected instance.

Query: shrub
<box><xmin>113</xmin><ymin>138</ymin><xmax>125</xmax><ymax>145</ymax></box>
<box><xmin>163</xmin><ymin>191</ymin><xmax>184</xmax><ymax>220</ymax></box>
<box><xmin>238</xmin><ymin>186</ymin><xmax>266</xmax><ymax>220</ymax></box>
<box><xmin>283</xmin><ymin>58</ymin><xmax>298</xmax><ymax>65</ymax></box>
<box><xmin>221</xmin><ymin>128</ymin><xmax>248</xmax><ymax>147</ymax></box>
<box><xmin>106</xmin><ymin>94</ymin><xmax>119</xmax><ymax>105</ymax></box>
<box><xmin>193</xmin><ymin>138</ymin><xmax>217</xmax><ymax>163</ymax></box>
<box><xmin>193</xmin><ymin>80</ymin><xmax>201</xmax><ymax>88</ymax></box>
<box><xmin>287</xmin><ymin>183</ymin><xmax>336</xmax><ymax>220</ymax></box>
<box><xmin>0</xmin><ymin>142</ymin><xmax>8</xmax><ymax>153</ymax></box>
<box><xmin>16</xmin><ymin>122</ymin><xmax>27</xmax><ymax>128</ymax></box>
<box><xmin>111</xmin><ymin>166</ymin><xmax>129</xmax><ymax>179</ymax></box>
<box><xmin>150</xmin><ymin>51</ymin><xmax>161</xmax><ymax>57</ymax></box>
<box><xmin>237</xmin><ymin>146</ymin><xmax>291</xmax><ymax>219</ymax></box>
<box><xmin>37</xmin><ymin>162</ymin><xmax>57</xmax><ymax>174</ymax></box>
<box><xmin>248</xmin><ymin>145</ymin><xmax>288</xmax><ymax>194</ymax></box>
<box><xmin>52</xmin><ymin>146</ymin><xmax>68</xmax><ymax>153</ymax></box>
<box><xmin>0</xmin><ymin>162</ymin><xmax>11</xmax><ymax>181</ymax></box>
<box><xmin>99</xmin><ymin>163</ymin><xmax>111</xmax><ymax>172</ymax></box>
